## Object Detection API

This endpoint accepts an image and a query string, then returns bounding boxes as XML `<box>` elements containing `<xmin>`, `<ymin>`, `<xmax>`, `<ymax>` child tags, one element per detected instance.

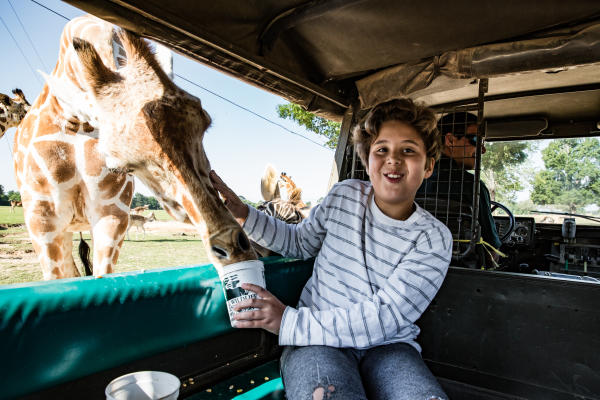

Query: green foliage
<box><xmin>531</xmin><ymin>138</ymin><xmax>600</xmax><ymax>213</ymax></box>
<box><xmin>7</xmin><ymin>191</ymin><xmax>21</xmax><ymax>202</ymax></box>
<box><xmin>239</xmin><ymin>196</ymin><xmax>259</xmax><ymax>208</ymax></box>
<box><xmin>130</xmin><ymin>193</ymin><xmax>162</xmax><ymax>210</ymax></box>
<box><xmin>276</xmin><ymin>103</ymin><xmax>341</xmax><ymax>149</ymax></box>
<box><xmin>481</xmin><ymin>141</ymin><xmax>534</xmax><ymax>203</ymax></box>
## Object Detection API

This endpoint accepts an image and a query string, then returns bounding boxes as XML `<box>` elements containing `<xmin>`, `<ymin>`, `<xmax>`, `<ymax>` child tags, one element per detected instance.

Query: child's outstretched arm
<box><xmin>211</xmin><ymin>170</ymin><xmax>329</xmax><ymax>260</ymax></box>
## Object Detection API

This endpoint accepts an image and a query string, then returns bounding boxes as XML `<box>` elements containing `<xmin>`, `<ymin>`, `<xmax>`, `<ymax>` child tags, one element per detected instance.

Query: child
<box><xmin>210</xmin><ymin>98</ymin><xmax>452</xmax><ymax>400</ymax></box>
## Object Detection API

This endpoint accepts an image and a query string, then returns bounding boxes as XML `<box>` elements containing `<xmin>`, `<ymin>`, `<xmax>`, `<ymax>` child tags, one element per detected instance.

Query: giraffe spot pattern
<box><xmin>24</xmin><ymin>154</ymin><xmax>52</xmax><ymax>195</ymax></box>
<box><xmin>99</xmin><ymin>171</ymin><xmax>128</xmax><ymax>199</ymax></box>
<box><xmin>99</xmin><ymin>204</ymin><xmax>129</xmax><ymax>236</ymax></box>
<box><xmin>47</xmin><ymin>242</ymin><xmax>62</xmax><ymax>262</ymax></box>
<box><xmin>120</xmin><ymin>180</ymin><xmax>133</xmax><ymax>204</ymax></box>
<box><xmin>182</xmin><ymin>194</ymin><xmax>201</xmax><ymax>224</ymax></box>
<box><xmin>84</xmin><ymin>139</ymin><xmax>105</xmax><ymax>176</ymax></box>
<box><xmin>33</xmin><ymin>141</ymin><xmax>76</xmax><ymax>183</ymax></box>
<box><xmin>28</xmin><ymin>200</ymin><xmax>57</xmax><ymax>234</ymax></box>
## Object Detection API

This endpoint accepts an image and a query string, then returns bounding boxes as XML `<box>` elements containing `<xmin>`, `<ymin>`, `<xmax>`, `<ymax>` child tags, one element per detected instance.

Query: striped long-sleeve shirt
<box><xmin>243</xmin><ymin>179</ymin><xmax>453</xmax><ymax>351</ymax></box>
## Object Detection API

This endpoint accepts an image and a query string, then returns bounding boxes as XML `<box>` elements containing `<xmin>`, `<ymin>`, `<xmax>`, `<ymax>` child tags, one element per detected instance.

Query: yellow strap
<box><xmin>454</xmin><ymin>238</ymin><xmax>507</xmax><ymax>270</ymax></box>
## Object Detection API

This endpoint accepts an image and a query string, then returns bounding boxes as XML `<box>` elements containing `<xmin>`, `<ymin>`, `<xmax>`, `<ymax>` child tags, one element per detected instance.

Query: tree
<box><xmin>239</xmin><ymin>195</ymin><xmax>259</xmax><ymax>208</ymax></box>
<box><xmin>276</xmin><ymin>103</ymin><xmax>341</xmax><ymax>149</ymax></box>
<box><xmin>7</xmin><ymin>191</ymin><xmax>21</xmax><ymax>202</ymax></box>
<box><xmin>531</xmin><ymin>138</ymin><xmax>600</xmax><ymax>213</ymax></box>
<box><xmin>481</xmin><ymin>141</ymin><xmax>534</xmax><ymax>203</ymax></box>
<box><xmin>130</xmin><ymin>193</ymin><xmax>162</xmax><ymax>210</ymax></box>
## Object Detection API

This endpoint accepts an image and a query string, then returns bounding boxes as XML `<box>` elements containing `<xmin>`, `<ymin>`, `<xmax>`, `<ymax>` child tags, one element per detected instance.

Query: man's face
<box><xmin>367</xmin><ymin>120</ymin><xmax>434</xmax><ymax>219</ymax></box>
<box><xmin>444</xmin><ymin>124</ymin><xmax>485</xmax><ymax>170</ymax></box>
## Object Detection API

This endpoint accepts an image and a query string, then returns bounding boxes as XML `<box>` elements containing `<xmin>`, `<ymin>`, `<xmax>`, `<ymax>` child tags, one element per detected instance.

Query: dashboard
<box><xmin>494</xmin><ymin>216</ymin><xmax>535</xmax><ymax>246</ymax></box>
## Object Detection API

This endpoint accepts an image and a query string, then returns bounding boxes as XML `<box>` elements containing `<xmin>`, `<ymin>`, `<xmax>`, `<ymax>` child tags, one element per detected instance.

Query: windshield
<box><xmin>483</xmin><ymin>137</ymin><xmax>600</xmax><ymax>226</ymax></box>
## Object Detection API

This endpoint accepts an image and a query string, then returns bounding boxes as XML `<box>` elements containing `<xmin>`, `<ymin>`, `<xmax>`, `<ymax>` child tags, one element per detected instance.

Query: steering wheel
<box><xmin>490</xmin><ymin>200</ymin><xmax>515</xmax><ymax>243</ymax></box>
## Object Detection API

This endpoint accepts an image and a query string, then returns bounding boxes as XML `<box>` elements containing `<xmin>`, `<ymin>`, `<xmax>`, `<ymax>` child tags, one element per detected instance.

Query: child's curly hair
<box><xmin>351</xmin><ymin>98</ymin><xmax>442</xmax><ymax>169</ymax></box>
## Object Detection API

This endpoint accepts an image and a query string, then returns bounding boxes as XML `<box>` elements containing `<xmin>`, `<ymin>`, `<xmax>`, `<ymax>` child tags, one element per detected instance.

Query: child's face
<box><xmin>367</xmin><ymin>121</ymin><xmax>434</xmax><ymax>219</ymax></box>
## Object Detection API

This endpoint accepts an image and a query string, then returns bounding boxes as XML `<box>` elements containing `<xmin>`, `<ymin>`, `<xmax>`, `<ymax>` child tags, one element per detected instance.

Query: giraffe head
<box><xmin>0</xmin><ymin>88</ymin><xmax>31</xmax><ymax>138</ymax></box>
<box><xmin>48</xmin><ymin>29</ymin><xmax>256</xmax><ymax>268</ymax></box>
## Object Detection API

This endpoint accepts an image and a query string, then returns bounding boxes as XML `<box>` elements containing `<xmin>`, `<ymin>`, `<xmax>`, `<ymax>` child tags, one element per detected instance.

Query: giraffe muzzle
<box><xmin>210</xmin><ymin>230</ymin><xmax>252</xmax><ymax>260</ymax></box>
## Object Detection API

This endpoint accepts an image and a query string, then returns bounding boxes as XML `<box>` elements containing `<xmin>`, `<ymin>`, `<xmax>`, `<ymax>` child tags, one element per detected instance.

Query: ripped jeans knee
<box><xmin>312</xmin><ymin>383</ymin><xmax>335</xmax><ymax>400</ymax></box>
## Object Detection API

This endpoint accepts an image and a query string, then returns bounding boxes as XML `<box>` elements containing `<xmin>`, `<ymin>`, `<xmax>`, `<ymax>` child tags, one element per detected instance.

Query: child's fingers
<box><xmin>234</xmin><ymin>320</ymin><xmax>263</xmax><ymax>329</ymax></box>
<box><xmin>233</xmin><ymin>297</ymin><xmax>265</xmax><ymax>311</ymax></box>
<box><xmin>234</xmin><ymin>308</ymin><xmax>262</xmax><ymax>321</ymax></box>
<box><xmin>240</xmin><ymin>283</ymin><xmax>267</xmax><ymax>295</ymax></box>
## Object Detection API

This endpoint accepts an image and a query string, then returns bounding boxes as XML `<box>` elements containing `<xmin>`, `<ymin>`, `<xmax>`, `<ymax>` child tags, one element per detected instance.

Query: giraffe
<box><xmin>0</xmin><ymin>88</ymin><xmax>31</xmax><ymax>137</ymax></box>
<box><xmin>14</xmin><ymin>15</ymin><xmax>255</xmax><ymax>280</ymax></box>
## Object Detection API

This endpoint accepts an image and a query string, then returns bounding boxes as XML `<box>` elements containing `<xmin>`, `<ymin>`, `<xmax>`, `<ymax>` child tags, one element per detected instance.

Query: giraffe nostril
<box><xmin>211</xmin><ymin>245</ymin><xmax>228</xmax><ymax>259</ymax></box>
<box><xmin>237</xmin><ymin>231</ymin><xmax>250</xmax><ymax>252</ymax></box>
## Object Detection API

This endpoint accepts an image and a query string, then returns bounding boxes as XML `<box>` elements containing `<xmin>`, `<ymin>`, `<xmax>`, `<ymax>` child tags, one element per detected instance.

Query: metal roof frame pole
<box><xmin>461</xmin><ymin>78</ymin><xmax>488</xmax><ymax>259</ymax></box>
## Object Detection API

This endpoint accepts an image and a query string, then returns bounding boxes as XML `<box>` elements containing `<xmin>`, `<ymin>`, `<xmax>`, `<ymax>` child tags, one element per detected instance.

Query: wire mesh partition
<box><xmin>417</xmin><ymin>104</ymin><xmax>483</xmax><ymax>266</ymax></box>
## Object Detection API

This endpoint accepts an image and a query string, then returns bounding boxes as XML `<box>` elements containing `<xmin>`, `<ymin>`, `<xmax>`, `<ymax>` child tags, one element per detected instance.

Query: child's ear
<box><xmin>424</xmin><ymin>157</ymin><xmax>435</xmax><ymax>178</ymax></box>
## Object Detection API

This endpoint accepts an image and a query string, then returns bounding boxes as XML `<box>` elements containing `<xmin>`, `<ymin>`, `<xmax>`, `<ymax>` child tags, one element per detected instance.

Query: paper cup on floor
<box><xmin>105</xmin><ymin>371</ymin><xmax>180</xmax><ymax>400</ymax></box>
<box><xmin>218</xmin><ymin>260</ymin><xmax>266</xmax><ymax>327</ymax></box>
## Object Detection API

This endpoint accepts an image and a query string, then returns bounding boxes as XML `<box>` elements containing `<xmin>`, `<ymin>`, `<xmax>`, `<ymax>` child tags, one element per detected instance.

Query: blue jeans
<box><xmin>280</xmin><ymin>343</ymin><xmax>447</xmax><ymax>400</ymax></box>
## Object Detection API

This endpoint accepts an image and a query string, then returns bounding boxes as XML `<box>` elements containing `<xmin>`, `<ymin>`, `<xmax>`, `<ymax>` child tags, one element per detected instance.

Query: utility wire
<box><xmin>4</xmin><ymin>131</ymin><xmax>14</xmax><ymax>159</ymax></box>
<box><xmin>30</xmin><ymin>0</ymin><xmax>70</xmax><ymax>21</ymax></box>
<box><xmin>175</xmin><ymin>74</ymin><xmax>330</xmax><ymax>150</ymax></box>
<box><xmin>28</xmin><ymin>0</ymin><xmax>331</xmax><ymax>150</ymax></box>
<box><xmin>9</xmin><ymin>0</ymin><xmax>49</xmax><ymax>71</ymax></box>
<box><xmin>0</xmin><ymin>14</ymin><xmax>44</xmax><ymax>85</ymax></box>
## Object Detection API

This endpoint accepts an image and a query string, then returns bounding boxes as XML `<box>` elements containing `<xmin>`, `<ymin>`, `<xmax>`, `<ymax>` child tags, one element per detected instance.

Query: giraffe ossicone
<box><xmin>14</xmin><ymin>15</ymin><xmax>256</xmax><ymax>280</ymax></box>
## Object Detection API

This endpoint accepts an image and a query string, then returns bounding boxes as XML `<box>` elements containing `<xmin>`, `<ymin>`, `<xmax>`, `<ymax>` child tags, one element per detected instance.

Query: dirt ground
<box><xmin>0</xmin><ymin>220</ymin><xmax>202</xmax><ymax>285</ymax></box>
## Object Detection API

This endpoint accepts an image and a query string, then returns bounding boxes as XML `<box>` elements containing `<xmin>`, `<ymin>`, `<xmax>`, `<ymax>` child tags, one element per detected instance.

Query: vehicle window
<box><xmin>483</xmin><ymin>137</ymin><xmax>600</xmax><ymax>226</ymax></box>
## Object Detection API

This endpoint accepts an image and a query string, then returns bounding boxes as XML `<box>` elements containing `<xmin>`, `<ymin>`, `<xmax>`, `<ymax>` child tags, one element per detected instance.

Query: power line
<box><xmin>175</xmin><ymin>74</ymin><xmax>330</xmax><ymax>150</ymax></box>
<box><xmin>4</xmin><ymin>130</ymin><xmax>14</xmax><ymax>160</ymax></box>
<box><xmin>0</xmin><ymin>14</ymin><xmax>44</xmax><ymax>85</ymax></box>
<box><xmin>30</xmin><ymin>0</ymin><xmax>69</xmax><ymax>21</ymax></box>
<box><xmin>9</xmin><ymin>0</ymin><xmax>50</xmax><ymax>71</ymax></box>
<box><xmin>28</xmin><ymin>0</ymin><xmax>331</xmax><ymax>151</ymax></box>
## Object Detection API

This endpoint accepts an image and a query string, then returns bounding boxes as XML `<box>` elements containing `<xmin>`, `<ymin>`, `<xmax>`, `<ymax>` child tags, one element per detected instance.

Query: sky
<box><xmin>0</xmin><ymin>0</ymin><xmax>334</xmax><ymax>204</ymax></box>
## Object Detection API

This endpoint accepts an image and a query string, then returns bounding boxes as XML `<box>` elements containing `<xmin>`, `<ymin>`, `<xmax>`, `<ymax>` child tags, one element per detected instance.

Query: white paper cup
<box><xmin>218</xmin><ymin>260</ymin><xmax>266</xmax><ymax>327</ymax></box>
<box><xmin>105</xmin><ymin>371</ymin><xmax>180</xmax><ymax>400</ymax></box>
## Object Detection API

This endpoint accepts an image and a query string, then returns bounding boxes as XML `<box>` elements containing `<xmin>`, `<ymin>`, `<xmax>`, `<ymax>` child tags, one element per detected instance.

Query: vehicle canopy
<box><xmin>66</xmin><ymin>0</ymin><xmax>600</xmax><ymax>128</ymax></box>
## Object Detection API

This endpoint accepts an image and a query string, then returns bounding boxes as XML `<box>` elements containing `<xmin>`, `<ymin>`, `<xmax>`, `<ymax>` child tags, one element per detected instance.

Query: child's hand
<box><xmin>209</xmin><ymin>170</ymin><xmax>249</xmax><ymax>223</ymax></box>
<box><xmin>232</xmin><ymin>283</ymin><xmax>286</xmax><ymax>335</ymax></box>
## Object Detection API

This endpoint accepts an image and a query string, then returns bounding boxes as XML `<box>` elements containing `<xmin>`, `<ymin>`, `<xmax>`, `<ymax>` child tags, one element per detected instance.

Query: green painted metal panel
<box><xmin>0</xmin><ymin>257</ymin><xmax>313</xmax><ymax>399</ymax></box>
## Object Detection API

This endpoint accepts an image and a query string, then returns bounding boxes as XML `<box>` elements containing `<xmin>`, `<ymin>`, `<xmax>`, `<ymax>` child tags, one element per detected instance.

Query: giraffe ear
<box><xmin>261</xmin><ymin>164</ymin><xmax>280</xmax><ymax>201</ymax></box>
<box><xmin>72</xmin><ymin>37</ymin><xmax>121</xmax><ymax>93</ymax></box>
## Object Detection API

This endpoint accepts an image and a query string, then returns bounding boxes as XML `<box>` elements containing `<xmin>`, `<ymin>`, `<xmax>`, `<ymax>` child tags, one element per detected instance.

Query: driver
<box><xmin>417</xmin><ymin>111</ymin><xmax>502</xmax><ymax>256</ymax></box>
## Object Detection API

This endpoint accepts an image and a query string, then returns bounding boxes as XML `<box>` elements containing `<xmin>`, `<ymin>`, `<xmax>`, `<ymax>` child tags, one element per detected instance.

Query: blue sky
<box><xmin>0</xmin><ymin>0</ymin><xmax>334</xmax><ymax>203</ymax></box>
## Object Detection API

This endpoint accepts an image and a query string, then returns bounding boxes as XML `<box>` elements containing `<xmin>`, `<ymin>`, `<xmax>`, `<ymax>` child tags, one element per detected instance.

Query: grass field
<box><xmin>0</xmin><ymin>205</ymin><xmax>25</xmax><ymax>225</ymax></box>
<box><xmin>0</xmin><ymin>206</ymin><xmax>210</xmax><ymax>285</ymax></box>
